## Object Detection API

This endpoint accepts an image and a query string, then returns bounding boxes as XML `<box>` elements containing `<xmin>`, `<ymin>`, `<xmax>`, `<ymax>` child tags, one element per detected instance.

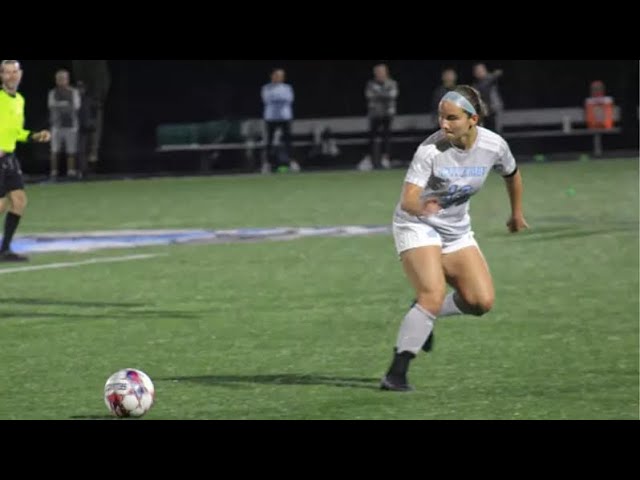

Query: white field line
<box><xmin>0</xmin><ymin>253</ymin><xmax>165</xmax><ymax>275</ymax></box>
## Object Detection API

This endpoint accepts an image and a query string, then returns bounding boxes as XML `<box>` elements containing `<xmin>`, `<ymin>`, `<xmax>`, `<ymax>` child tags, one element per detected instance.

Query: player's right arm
<box><xmin>401</xmin><ymin>144</ymin><xmax>441</xmax><ymax>217</ymax></box>
<box><xmin>401</xmin><ymin>183</ymin><xmax>441</xmax><ymax>217</ymax></box>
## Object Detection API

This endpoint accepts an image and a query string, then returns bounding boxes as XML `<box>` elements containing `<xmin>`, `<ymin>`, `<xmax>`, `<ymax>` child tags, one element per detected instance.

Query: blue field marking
<box><xmin>12</xmin><ymin>225</ymin><xmax>392</xmax><ymax>255</ymax></box>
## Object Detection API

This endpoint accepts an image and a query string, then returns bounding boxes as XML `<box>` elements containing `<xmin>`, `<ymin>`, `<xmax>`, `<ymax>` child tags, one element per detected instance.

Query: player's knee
<box><xmin>416</xmin><ymin>289</ymin><xmax>446</xmax><ymax>316</ymax></box>
<box><xmin>468</xmin><ymin>295</ymin><xmax>494</xmax><ymax>316</ymax></box>
<box><xmin>12</xmin><ymin>196</ymin><xmax>27</xmax><ymax>213</ymax></box>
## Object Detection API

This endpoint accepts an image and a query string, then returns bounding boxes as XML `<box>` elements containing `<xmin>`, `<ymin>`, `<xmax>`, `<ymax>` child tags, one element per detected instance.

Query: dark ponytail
<box><xmin>454</xmin><ymin>85</ymin><xmax>488</xmax><ymax>123</ymax></box>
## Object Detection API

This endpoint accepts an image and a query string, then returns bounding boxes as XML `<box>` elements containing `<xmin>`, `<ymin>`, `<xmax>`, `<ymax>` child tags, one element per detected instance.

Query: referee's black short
<box><xmin>0</xmin><ymin>153</ymin><xmax>25</xmax><ymax>197</ymax></box>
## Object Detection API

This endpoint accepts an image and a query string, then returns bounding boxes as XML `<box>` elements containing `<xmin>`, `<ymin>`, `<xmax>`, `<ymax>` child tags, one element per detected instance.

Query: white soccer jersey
<box><xmin>393</xmin><ymin>127</ymin><xmax>517</xmax><ymax>241</ymax></box>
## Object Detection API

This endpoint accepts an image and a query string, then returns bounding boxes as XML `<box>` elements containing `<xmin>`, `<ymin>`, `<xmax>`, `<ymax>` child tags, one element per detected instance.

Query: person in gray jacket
<box><xmin>48</xmin><ymin>69</ymin><xmax>81</xmax><ymax>178</ymax></box>
<box><xmin>472</xmin><ymin>63</ymin><xmax>504</xmax><ymax>132</ymax></box>
<box><xmin>360</xmin><ymin>64</ymin><xmax>398</xmax><ymax>170</ymax></box>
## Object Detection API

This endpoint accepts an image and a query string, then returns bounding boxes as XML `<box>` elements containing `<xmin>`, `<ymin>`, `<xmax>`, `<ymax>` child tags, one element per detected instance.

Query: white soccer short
<box><xmin>392</xmin><ymin>219</ymin><xmax>478</xmax><ymax>255</ymax></box>
<box><xmin>51</xmin><ymin>127</ymin><xmax>79</xmax><ymax>155</ymax></box>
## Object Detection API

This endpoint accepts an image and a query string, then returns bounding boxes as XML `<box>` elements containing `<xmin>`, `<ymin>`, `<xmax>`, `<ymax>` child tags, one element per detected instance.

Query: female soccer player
<box><xmin>381</xmin><ymin>85</ymin><xmax>528</xmax><ymax>391</ymax></box>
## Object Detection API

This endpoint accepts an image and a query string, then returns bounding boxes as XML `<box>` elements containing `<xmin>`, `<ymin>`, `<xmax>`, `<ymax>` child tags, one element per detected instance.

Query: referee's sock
<box><xmin>1</xmin><ymin>212</ymin><xmax>21</xmax><ymax>252</ymax></box>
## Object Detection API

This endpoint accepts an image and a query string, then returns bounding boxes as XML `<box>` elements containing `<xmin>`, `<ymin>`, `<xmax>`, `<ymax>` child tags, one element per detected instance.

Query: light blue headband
<box><xmin>440</xmin><ymin>91</ymin><xmax>477</xmax><ymax>115</ymax></box>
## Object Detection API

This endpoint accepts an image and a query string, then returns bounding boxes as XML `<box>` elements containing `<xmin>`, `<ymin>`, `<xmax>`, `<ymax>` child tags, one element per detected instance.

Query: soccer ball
<box><xmin>104</xmin><ymin>368</ymin><xmax>155</xmax><ymax>418</ymax></box>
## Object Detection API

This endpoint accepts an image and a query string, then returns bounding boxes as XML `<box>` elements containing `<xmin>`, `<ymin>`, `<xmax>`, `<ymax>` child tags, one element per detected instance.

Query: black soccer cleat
<box><xmin>380</xmin><ymin>375</ymin><xmax>414</xmax><ymax>392</ymax></box>
<box><xmin>0</xmin><ymin>250</ymin><xmax>29</xmax><ymax>262</ymax></box>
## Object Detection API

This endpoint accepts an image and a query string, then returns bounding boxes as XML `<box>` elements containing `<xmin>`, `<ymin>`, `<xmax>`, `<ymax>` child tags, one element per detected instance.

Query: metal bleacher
<box><xmin>156</xmin><ymin>106</ymin><xmax>622</xmax><ymax>164</ymax></box>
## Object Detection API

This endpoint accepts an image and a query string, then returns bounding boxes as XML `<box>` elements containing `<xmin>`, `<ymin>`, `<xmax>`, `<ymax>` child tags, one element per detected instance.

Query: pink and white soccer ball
<box><xmin>104</xmin><ymin>368</ymin><xmax>155</xmax><ymax>418</ymax></box>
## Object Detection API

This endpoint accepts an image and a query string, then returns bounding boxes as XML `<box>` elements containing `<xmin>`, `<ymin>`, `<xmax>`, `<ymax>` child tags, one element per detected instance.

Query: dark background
<box><xmin>14</xmin><ymin>59</ymin><xmax>639</xmax><ymax>174</ymax></box>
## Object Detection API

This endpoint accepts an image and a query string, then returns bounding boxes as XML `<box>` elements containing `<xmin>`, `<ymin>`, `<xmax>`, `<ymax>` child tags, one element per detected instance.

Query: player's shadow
<box><xmin>516</xmin><ymin>225</ymin><xmax>636</xmax><ymax>242</ymax></box>
<box><xmin>68</xmin><ymin>414</ymin><xmax>119</xmax><ymax>420</ymax></box>
<box><xmin>0</xmin><ymin>298</ymin><xmax>203</xmax><ymax>320</ymax></box>
<box><xmin>0</xmin><ymin>309</ymin><xmax>201</xmax><ymax>320</ymax></box>
<box><xmin>163</xmin><ymin>374</ymin><xmax>380</xmax><ymax>390</ymax></box>
<box><xmin>487</xmin><ymin>223</ymin><xmax>637</xmax><ymax>242</ymax></box>
<box><xmin>0</xmin><ymin>298</ymin><xmax>145</xmax><ymax>308</ymax></box>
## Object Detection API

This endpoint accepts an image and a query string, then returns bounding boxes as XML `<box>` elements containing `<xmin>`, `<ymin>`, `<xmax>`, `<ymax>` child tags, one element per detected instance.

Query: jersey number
<box><xmin>441</xmin><ymin>185</ymin><xmax>473</xmax><ymax>208</ymax></box>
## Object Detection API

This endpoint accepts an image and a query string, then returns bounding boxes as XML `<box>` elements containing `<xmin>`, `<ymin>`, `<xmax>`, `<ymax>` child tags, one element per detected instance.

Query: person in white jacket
<box><xmin>261</xmin><ymin>68</ymin><xmax>300</xmax><ymax>173</ymax></box>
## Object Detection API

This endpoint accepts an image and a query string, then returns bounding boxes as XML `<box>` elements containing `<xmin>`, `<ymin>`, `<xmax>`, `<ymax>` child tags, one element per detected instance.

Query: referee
<box><xmin>0</xmin><ymin>60</ymin><xmax>51</xmax><ymax>261</ymax></box>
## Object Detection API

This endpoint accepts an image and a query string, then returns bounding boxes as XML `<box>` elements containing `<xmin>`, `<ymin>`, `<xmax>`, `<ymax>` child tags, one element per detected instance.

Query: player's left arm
<box><xmin>30</xmin><ymin>130</ymin><xmax>51</xmax><ymax>142</ymax></box>
<box><xmin>18</xmin><ymin>128</ymin><xmax>50</xmax><ymax>143</ymax></box>
<box><xmin>503</xmin><ymin>168</ymin><xmax>529</xmax><ymax>233</ymax></box>
<box><xmin>16</xmin><ymin>107</ymin><xmax>50</xmax><ymax>143</ymax></box>
<box><xmin>496</xmin><ymin>139</ymin><xmax>528</xmax><ymax>233</ymax></box>
<box><xmin>16</xmin><ymin>102</ymin><xmax>51</xmax><ymax>143</ymax></box>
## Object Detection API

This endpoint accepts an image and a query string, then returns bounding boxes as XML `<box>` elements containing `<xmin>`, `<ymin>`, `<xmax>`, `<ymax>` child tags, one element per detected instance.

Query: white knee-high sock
<box><xmin>438</xmin><ymin>292</ymin><xmax>463</xmax><ymax>317</ymax></box>
<box><xmin>396</xmin><ymin>303</ymin><xmax>436</xmax><ymax>354</ymax></box>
